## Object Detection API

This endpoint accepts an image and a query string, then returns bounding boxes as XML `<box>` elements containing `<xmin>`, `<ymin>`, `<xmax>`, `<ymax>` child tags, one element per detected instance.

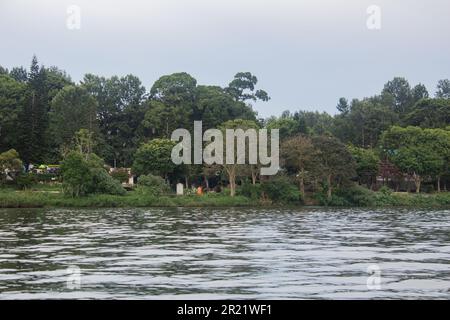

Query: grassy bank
<box><xmin>1</xmin><ymin>187</ymin><xmax>450</xmax><ymax>209</ymax></box>
<box><xmin>0</xmin><ymin>188</ymin><xmax>257</xmax><ymax>208</ymax></box>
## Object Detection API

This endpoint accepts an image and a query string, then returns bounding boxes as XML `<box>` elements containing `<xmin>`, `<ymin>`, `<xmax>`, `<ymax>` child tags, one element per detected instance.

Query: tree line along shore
<box><xmin>1</xmin><ymin>56</ymin><xmax>450</xmax><ymax>208</ymax></box>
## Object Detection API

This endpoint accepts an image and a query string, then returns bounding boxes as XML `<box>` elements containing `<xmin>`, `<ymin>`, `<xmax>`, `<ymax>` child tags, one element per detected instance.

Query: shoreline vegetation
<box><xmin>2</xmin><ymin>187</ymin><xmax>450</xmax><ymax>209</ymax></box>
<box><xmin>2</xmin><ymin>57</ymin><xmax>450</xmax><ymax>210</ymax></box>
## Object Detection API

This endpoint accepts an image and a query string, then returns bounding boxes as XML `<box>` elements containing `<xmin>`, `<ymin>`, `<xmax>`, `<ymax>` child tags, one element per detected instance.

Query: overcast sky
<box><xmin>1</xmin><ymin>0</ymin><xmax>449</xmax><ymax>117</ymax></box>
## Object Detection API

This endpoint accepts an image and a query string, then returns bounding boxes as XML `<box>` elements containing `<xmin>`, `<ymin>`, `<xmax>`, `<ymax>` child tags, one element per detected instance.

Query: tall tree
<box><xmin>311</xmin><ymin>136</ymin><xmax>356</xmax><ymax>200</ymax></box>
<box><xmin>293</xmin><ymin>111</ymin><xmax>334</xmax><ymax>136</ymax></box>
<box><xmin>406</xmin><ymin>98</ymin><xmax>450</xmax><ymax>128</ymax></box>
<box><xmin>411</xmin><ymin>83</ymin><xmax>429</xmax><ymax>102</ymax></box>
<box><xmin>225</xmin><ymin>72</ymin><xmax>270</xmax><ymax>102</ymax></box>
<box><xmin>380</xmin><ymin>126</ymin><xmax>448</xmax><ymax>193</ymax></box>
<box><xmin>267</xmin><ymin>114</ymin><xmax>304</xmax><ymax>141</ymax></box>
<box><xmin>382</xmin><ymin>77</ymin><xmax>413</xmax><ymax>114</ymax></box>
<box><xmin>132</xmin><ymin>139</ymin><xmax>176</xmax><ymax>180</ymax></box>
<box><xmin>0</xmin><ymin>149</ymin><xmax>23</xmax><ymax>182</ymax></box>
<box><xmin>82</xmin><ymin>74</ymin><xmax>146</xmax><ymax>167</ymax></box>
<box><xmin>143</xmin><ymin>73</ymin><xmax>197</xmax><ymax>139</ymax></box>
<box><xmin>0</xmin><ymin>66</ymin><xmax>8</xmax><ymax>75</ymax></box>
<box><xmin>16</xmin><ymin>56</ymin><xmax>49</xmax><ymax>166</ymax></box>
<box><xmin>336</xmin><ymin>97</ymin><xmax>350</xmax><ymax>114</ymax></box>
<box><xmin>48</xmin><ymin>85</ymin><xmax>98</xmax><ymax>156</ymax></box>
<box><xmin>348</xmin><ymin>146</ymin><xmax>379</xmax><ymax>189</ymax></box>
<box><xmin>219</xmin><ymin>119</ymin><xmax>260</xmax><ymax>197</ymax></box>
<box><xmin>9</xmin><ymin>67</ymin><xmax>28</xmax><ymax>83</ymax></box>
<box><xmin>334</xmin><ymin>97</ymin><xmax>397</xmax><ymax>147</ymax></box>
<box><xmin>281</xmin><ymin>135</ymin><xmax>317</xmax><ymax>196</ymax></box>
<box><xmin>436</xmin><ymin>79</ymin><xmax>450</xmax><ymax>99</ymax></box>
<box><xmin>0</xmin><ymin>74</ymin><xmax>26</xmax><ymax>152</ymax></box>
<box><xmin>194</xmin><ymin>85</ymin><xmax>256</xmax><ymax>129</ymax></box>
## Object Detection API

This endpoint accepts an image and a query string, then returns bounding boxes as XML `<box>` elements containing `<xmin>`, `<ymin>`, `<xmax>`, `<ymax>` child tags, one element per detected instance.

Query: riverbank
<box><xmin>1</xmin><ymin>188</ymin><xmax>450</xmax><ymax>208</ymax></box>
<box><xmin>0</xmin><ymin>189</ymin><xmax>257</xmax><ymax>208</ymax></box>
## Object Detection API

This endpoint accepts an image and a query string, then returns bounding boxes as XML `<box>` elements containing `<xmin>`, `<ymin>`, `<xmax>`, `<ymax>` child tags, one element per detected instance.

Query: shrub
<box><xmin>334</xmin><ymin>185</ymin><xmax>376</xmax><ymax>207</ymax></box>
<box><xmin>90</xmin><ymin>168</ymin><xmax>126</xmax><ymax>196</ymax></box>
<box><xmin>0</xmin><ymin>149</ymin><xmax>23</xmax><ymax>184</ymax></box>
<box><xmin>15</xmin><ymin>173</ymin><xmax>37</xmax><ymax>190</ymax></box>
<box><xmin>132</xmin><ymin>139</ymin><xmax>176</xmax><ymax>176</ymax></box>
<box><xmin>137</xmin><ymin>174</ymin><xmax>171</xmax><ymax>196</ymax></box>
<box><xmin>314</xmin><ymin>184</ymin><xmax>376</xmax><ymax>207</ymax></box>
<box><xmin>60</xmin><ymin>152</ymin><xmax>92</xmax><ymax>197</ymax></box>
<box><xmin>61</xmin><ymin>152</ymin><xmax>126</xmax><ymax>197</ymax></box>
<box><xmin>238</xmin><ymin>180</ymin><xmax>262</xmax><ymax>199</ymax></box>
<box><xmin>86</xmin><ymin>153</ymin><xmax>105</xmax><ymax>169</ymax></box>
<box><xmin>435</xmin><ymin>193</ymin><xmax>450</xmax><ymax>206</ymax></box>
<box><xmin>378</xmin><ymin>185</ymin><xmax>392</xmax><ymax>195</ymax></box>
<box><xmin>313</xmin><ymin>191</ymin><xmax>348</xmax><ymax>206</ymax></box>
<box><xmin>261</xmin><ymin>176</ymin><xmax>301</xmax><ymax>203</ymax></box>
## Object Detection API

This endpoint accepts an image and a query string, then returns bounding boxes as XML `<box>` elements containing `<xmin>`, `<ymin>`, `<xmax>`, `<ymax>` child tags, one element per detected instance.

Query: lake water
<box><xmin>0</xmin><ymin>207</ymin><xmax>449</xmax><ymax>299</ymax></box>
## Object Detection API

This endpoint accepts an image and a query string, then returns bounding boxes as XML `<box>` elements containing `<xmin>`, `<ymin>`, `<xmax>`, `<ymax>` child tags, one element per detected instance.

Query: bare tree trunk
<box><xmin>298</xmin><ymin>168</ymin><xmax>306</xmax><ymax>196</ymax></box>
<box><xmin>204</xmin><ymin>175</ymin><xmax>209</xmax><ymax>189</ymax></box>
<box><xmin>230</xmin><ymin>175</ymin><xmax>236</xmax><ymax>197</ymax></box>
<box><xmin>226</xmin><ymin>167</ymin><xmax>236</xmax><ymax>197</ymax></box>
<box><xmin>251</xmin><ymin>170</ymin><xmax>257</xmax><ymax>185</ymax></box>
<box><xmin>299</xmin><ymin>177</ymin><xmax>305</xmax><ymax>196</ymax></box>
<box><xmin>437</xmin><ymin>176</ymin><xmax>441</xmax><ymax>193</ymax></box>
<box><xmin>185</xmin><ymin>176</ymin><xmax>189</xmax><ymax>189</ymax></box>
<box><xmin>327</xmin><ymin>174</ymin><xmax>332</xmax><ymax>200</ymax></box>
<box><xmin>413</xmin><ymin>173</ymin><xmax>421</xmax><ymax>193</ymax></box>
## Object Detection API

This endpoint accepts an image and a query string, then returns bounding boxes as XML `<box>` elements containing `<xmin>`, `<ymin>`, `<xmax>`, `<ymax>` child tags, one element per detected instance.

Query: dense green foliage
<box><xmin>261</xmin><ymin>176</ymin><xmax>301</xmax><ymax>204</ymax></box>
<box><xmin>61</xmin><ymin>151</ymin><xmax>125</xmax><ymax>197</ymax></box>
<box><xmin>1</xmin><ymin>56</ymin><xmax>450</xmax><ymax>207</ymax></box>
<box><xmin>380</xmin><ymin>126</ymin><xmax>450</xmax><ymax>193</ymax></box>
<box><xmin>348</xmin><ymin>146</ymin><xmax>379</xmax><ymax>188</ymax></box>
<box><xmin>132</xmin><ymin>139</ymin><xmax>177</xmax><ymax>178</ymax></box>
<box><xmin>137</xmin><ymin>174</ymin><xmax>171</xmax><ymax>196</ymax></box>
<box><xmin>60</xmin><ymin>152</ymin><xmax>92</xmax><ymax>197</ymax></box>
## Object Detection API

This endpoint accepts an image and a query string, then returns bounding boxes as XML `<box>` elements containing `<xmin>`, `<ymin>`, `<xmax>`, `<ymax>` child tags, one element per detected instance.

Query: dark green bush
<box><xmin>238</xmin><ymin>180</ymin><xmax>262</xmax><ymax>199</ymax></box>
<box><xmin>61</xmin><ymin>152</ymin><xmax>126</xmax><ymax>197</ymax></box>
<box><xmin>15</xmin><ymin>173</ymin><xmax>37</xmax><ymax>190</ymax></box>
<box><xmin>314</xmin><ymin>192</ymin><xmax>348</xmax><ymax>206</ymax></box>
<box><xmin>90</xmin><ymin>168</ymin><xmax>126</xmax><ymax>196</ymax></box>
<box><xmin>61</xmin><ymin>152</ymin><xmax>92</xmax><ymax>197</ymax></box>
<box><xmin>334</xmin><ymin>185</ymin><xmax>376</xmax><ymax>207</ymax></box>
<box><xmin>137</xmin><ymin>174</ymin><xmax>171</xmax><ymax>196</ymax></box>
<box><xmin>261</xmin><ymin>176</ymin><xmax>301</xmax><ymax>203</ymax></box>
<box><xmin>378</xmin><ymin>185</ymin><xmax>392</xmax><ymax>195</ymax></box>
<box><xmin>314</xmin><ymin>184</ymin><xmax>376</xmax><ymax>206</ymax></box>
<box><xmin>435</xmin><ymin>193</ymin><xmax>450</xmax><ymax>205</ymax></box>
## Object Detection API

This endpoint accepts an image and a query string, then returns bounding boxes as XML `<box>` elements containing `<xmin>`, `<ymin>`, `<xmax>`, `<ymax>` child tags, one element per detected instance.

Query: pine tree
<box><xmin>16</xmin><ymin>56</ymin><xmax>49</xmax><ymax>166</ymax></box>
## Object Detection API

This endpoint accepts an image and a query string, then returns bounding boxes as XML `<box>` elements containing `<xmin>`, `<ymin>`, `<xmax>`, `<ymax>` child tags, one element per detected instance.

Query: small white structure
<box><xmin>176</xmin><ymin>183</ymin><xmax>184</xmax><ymax>196</ymax></box>
<box><xmin>128</xmin><ymin>175</ymin><xmax>134</xmax><ymax>186</ymax></box>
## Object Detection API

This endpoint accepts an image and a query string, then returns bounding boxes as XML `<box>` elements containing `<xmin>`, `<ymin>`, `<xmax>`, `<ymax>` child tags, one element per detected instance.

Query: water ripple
<box><xmin>0</xmin><ymin>207</ymin><xmax>449</xmax><ymax>299</ymax></box>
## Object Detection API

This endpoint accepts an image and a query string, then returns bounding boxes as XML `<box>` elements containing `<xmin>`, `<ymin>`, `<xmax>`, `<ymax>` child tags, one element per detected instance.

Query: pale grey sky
<box><xmin>1</xmin><ymin>0</ymin><xmax>449</xmax><ymax>117</ymax></box>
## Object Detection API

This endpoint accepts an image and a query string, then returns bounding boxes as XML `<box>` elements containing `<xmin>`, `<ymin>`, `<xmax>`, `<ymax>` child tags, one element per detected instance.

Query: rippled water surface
<box><xmin>0</xmin><ymin>207</ymin><xmax>449</xmax><ymax>299</ymax></box>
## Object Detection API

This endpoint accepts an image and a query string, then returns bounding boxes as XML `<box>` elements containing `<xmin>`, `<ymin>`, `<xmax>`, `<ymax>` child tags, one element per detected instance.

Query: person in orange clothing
<box><xmin>196</xmin><ymin>186</ymin><xmax>203</xmax><ymax>195</ymax></box>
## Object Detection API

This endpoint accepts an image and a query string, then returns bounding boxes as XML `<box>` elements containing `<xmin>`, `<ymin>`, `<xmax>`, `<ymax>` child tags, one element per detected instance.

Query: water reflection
<box><xmin>0</xmin><ymin>207</ymin><xmax>449</xmax><ymax>299</ymax></box>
